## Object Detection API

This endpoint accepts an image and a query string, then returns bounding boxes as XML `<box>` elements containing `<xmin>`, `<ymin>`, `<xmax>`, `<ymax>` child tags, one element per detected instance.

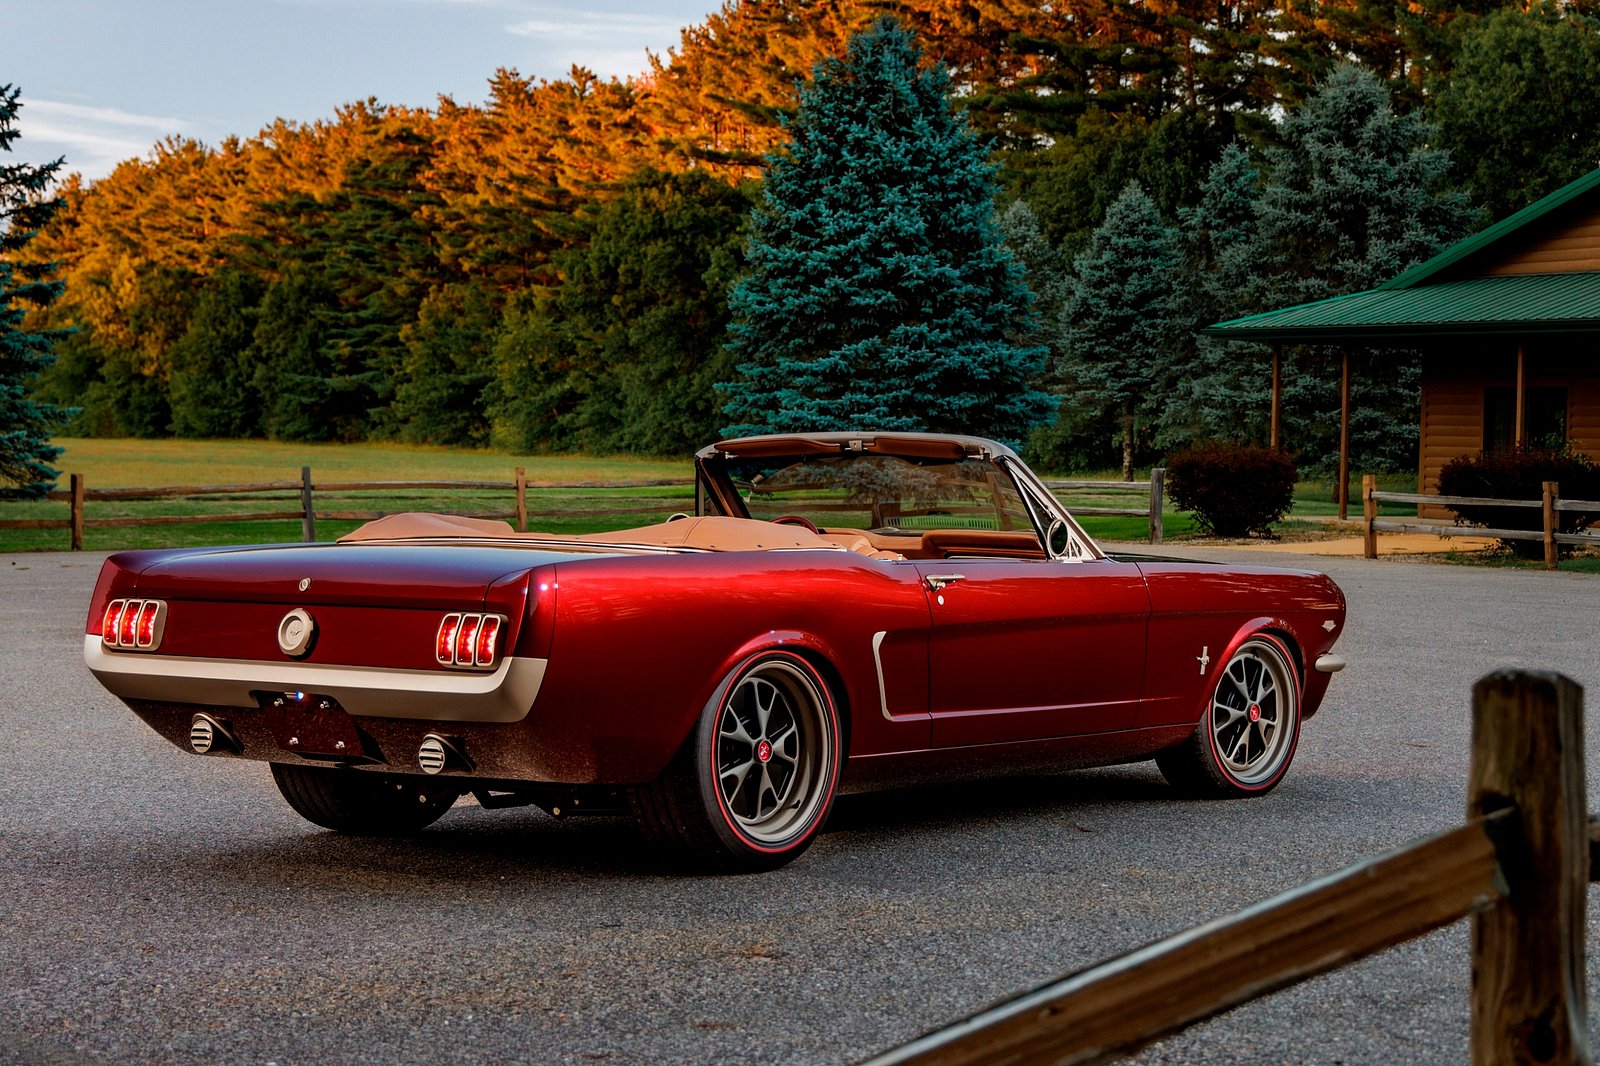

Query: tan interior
<box><xmin>339</xmin><ymin>512</ymin><xmax>1036</xmax><ymax>561</ymax></box>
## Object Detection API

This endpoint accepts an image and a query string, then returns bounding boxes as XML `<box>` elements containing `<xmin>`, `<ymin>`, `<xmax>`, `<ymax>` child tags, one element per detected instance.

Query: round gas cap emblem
<box><xmin>277</xmin><ymin>608</ymin><xmax>316</xmax><ymax>658</ymax></box>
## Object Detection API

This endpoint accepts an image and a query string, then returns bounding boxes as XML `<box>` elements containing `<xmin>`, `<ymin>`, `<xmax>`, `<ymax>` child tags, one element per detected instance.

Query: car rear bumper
<box><xmin>83</xmin><ymin>635</ymin><xmax>547</xmax><ymax>723</ymax></box>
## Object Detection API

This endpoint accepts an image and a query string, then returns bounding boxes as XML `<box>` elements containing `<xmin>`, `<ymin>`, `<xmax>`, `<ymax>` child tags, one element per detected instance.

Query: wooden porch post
<box><xmin>1338</xmin><ymin>351</ymin><xmax>1351</xmax><ymax>520</ymax></box>
<box><xmin>1270</xmin><ymin>346</ymin><xmax>1282</xmax><ymax>450</ymax></box>
<box><xmin>1514</xmin><ymin>343</ymin><xmax>1527</xmax><ymax>447</ymax></box>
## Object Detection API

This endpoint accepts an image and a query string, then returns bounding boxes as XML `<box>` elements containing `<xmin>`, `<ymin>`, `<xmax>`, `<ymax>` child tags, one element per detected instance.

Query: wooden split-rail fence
<box><xmin>1362</xmin><ymin>473</ymin><xmax>1600</xmax><ymax>569</ymax></box>
<box><xmin>2</xmin><ymin>468</ymin><xmax>1169</xmax><ymax>550</ymax></box>
<box><xmin>865</xmin><ymin>670</ymin><xmax>1594</xmax><ymax>1066</ymax></box>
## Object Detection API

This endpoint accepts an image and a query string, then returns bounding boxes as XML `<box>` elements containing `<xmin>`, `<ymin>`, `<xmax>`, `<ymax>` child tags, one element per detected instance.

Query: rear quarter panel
<box><xmin>526</xmin><ymin>551</ymin><xmax>933</xmax><ymax>783</ymax></box>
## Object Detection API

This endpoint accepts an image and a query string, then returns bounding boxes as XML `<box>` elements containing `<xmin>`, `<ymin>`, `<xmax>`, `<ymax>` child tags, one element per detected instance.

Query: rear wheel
<box><xmin>631</xmin><ymin>651</ymin><xmax>841</xmax><ymax>872</ymax></box>
<box><xmin>1156</xmin><ymin>636</ymin><xmax>1301</xmax><ymax>797</ymax></box>
<box><xmin>270</xmin><ymin>763</ymin><xmax>459</xmax><ymax>835</ymax></box>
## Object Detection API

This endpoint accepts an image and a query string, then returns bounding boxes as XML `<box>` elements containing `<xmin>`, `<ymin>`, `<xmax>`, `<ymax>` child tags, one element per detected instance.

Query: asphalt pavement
<box><xmin>2</xmin><ymin>545</ymin><xmax>1598</xmax><ymax>1065</ymax></box>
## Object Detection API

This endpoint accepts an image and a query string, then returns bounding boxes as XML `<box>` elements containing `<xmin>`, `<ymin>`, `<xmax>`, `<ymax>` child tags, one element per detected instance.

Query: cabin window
<box><xmin>1484</xmin><ymin>386</ymin><xmax>1568</xmax><ymax>452</ymax></box>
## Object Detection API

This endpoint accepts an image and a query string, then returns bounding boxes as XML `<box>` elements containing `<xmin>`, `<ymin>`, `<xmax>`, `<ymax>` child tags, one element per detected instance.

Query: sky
<box><xmin>3</xmin><ymin>0</ymin><xmax>725</xmax><ymax>183</ymax></box>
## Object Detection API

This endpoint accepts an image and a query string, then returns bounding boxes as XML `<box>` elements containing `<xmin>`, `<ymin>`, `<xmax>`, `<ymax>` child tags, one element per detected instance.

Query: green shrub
<box><xmin>1167</xmin><ymin>443</ymin><xmax>1297</xmax><ymax>537</ymax></box>
<box><xmin>1436</xmin><ymin>448</ymin><xmax>1600</xmax><ymax>558</ymax></box>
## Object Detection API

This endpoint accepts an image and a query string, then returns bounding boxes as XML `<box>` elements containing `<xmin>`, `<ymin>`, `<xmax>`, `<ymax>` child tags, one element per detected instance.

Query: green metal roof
<box><xmin>1202</xmin><ymin>272</ymin><xmax>1600</xmax><ymax>342</ymax></box>
<box><xmin>1379</xmin><ymin>168</ymin><xmax>1600</xmax><ymax>291</ymax></box>
<box><xmin>1202</xmin><ymin>166</ymin><xmax>1600</xmax><ymax>343</ymax></box>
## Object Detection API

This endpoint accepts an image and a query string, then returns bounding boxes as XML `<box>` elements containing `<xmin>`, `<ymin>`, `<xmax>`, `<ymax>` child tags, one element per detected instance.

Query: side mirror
<box><xmin>1046</xmin><ymin>518</ymin><xmax>1073</xmax><ymax>560</ymax></box>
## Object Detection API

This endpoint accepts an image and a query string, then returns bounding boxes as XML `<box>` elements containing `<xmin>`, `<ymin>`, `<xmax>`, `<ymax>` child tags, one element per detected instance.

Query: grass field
<box><xmin>38</xmin><ymin>437</ymin><xmax>690</xmax><ymax>487</ymax></box>
<box><xmin>0</xmin><ymin>438</ymin><xmax>695</xmax><ymax>552</ymax></box>
<box><xmin>0</xmin><ymin>438</ymin><xmax>1453</xmax><ymax>555</ymax></box>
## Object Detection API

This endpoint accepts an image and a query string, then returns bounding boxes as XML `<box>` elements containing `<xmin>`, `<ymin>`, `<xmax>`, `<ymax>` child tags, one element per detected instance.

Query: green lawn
<box><xmin>42</xmin><ymin>437</ymin><xmax>689</xmax><ymax>487</ymax></box>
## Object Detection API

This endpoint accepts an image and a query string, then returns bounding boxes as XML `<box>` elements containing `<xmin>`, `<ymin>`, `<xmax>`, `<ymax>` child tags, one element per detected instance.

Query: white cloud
<box><xmin>12</xmin><ymin>99</ymin><xmax>193</xmax><ymax>183</ymax></box>
<box><xmin>23</xmin><ymin>99</ymin><xmax>189</xmax><ymax>132</ymax></box>
<box><xmin>505</xmin><ymin>12</ymin><xmax>685</xmax><ymax>40</ymax></box>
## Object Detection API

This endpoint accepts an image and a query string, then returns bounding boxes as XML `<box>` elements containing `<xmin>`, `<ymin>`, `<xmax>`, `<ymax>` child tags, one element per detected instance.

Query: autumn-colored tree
<box><xmin>12</xmin><ymin>0</ymin><xmax>1538</xmax><ymax>462</ymax></box>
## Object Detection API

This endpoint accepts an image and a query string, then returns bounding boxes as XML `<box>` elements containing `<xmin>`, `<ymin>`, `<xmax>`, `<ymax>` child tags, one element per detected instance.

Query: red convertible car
<box><xmin>85</xmin><ymin>433</ymin><xmax>1346</xmax><ymax>871</ymax></box>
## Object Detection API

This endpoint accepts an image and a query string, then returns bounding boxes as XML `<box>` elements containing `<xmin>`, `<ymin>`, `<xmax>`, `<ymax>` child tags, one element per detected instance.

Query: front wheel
<box><xmin>270</xmin><ymin>763</ymin><xmax>459</xmax><ymax>835</ymax></box>
<box><xmin>1156</xmin><ymin>635</ymin><xmax>1301</xmax><ymax>797</ymax></box>
<box><xmin>631</xmin><ymin>651</ymin><xmax>841</xmax><ymax>872</ymax></box>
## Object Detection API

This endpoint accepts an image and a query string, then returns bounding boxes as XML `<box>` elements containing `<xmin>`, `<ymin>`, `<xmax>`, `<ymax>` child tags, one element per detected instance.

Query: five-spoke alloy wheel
<box><xmin>631</xmin><ymin>650</ymin><xmax>841</xmax><ymax>871</ymax></box>
<box><xmin>1157</xmin><ymin>635</ymin><xmax>1301</xmax><ymax>797</ymax></box>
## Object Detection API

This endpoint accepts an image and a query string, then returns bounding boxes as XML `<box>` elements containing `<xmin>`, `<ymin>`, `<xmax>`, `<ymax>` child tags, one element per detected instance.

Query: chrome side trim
<box><xmin>84</xmin><ymin>635</ymin><xmax>546</xmax><ymax>723</ymax></box>
<box><xmin>1314</xmin><ymin>654</ymin><xmax>1347</xmax><ymax>674</ymax></box>
<box><xmin>871</xmin><ymin>630</ymin><xmax>893</xmax><ymax>720</ymax></box>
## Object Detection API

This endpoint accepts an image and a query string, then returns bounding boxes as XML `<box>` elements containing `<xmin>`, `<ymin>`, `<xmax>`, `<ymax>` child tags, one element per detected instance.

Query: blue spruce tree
<box><xmin>0</xmin><ymin>85</ymin><xmax>69</xmax><ymax>499</ymax></box>
<box><xmin>721</xmin><ymin>18</ymin><xmax>1050</xmax><ymax>441</ymax></box>
<box><xmin>1057</xmin><ymin>182</ymin><xmax>1183</xmax><ymax>481</ymax></box>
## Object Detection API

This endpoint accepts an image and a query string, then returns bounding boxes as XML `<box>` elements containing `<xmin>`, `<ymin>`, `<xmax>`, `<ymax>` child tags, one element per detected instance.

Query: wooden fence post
<box><xmin>1362</xmin><ymin>474</ymin><xmax>1377</xmax><ymax>559</ymax></box>
<box><xmin>1147</xmin><ymin>468</ymin><xmax>1164</xmax><ymax>545</ymax></box>
<box><xmin>1469</xmin><ymin>671</ymin><xmax>1591</xmax><ymax>1066</ymax></box>
<box><xmin>300</xmin><ymin>466</ymin><xmax>316</xmax><ymax>543</ymax></box>
<box><xmin>70</xmin><ymin>473</ymin><xmax>85</xmax><ymax>551</ymax></box>
<box><xmin>1544</xmin><ymin>481</ymin><xmax>1559</xmax><ymax>571</ymax></box>
<box><xmin>516</xmin><ymin>467</ymin><xmax>528</xmax><ymax>533</ymax></box>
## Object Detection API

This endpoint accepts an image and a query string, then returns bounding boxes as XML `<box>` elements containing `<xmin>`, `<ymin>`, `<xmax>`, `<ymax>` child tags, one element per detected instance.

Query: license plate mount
<box><xmin>259</xmin><ymin>692</ymin><xmax>376</xmax><ymax>762</ymax></box>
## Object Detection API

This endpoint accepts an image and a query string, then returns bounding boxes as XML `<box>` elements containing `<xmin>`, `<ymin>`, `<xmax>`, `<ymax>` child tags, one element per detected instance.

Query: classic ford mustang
<box><xmin>85</xmin><ymin>433</ymin><xmax>1346</xmax><ymax>870</ymax></box>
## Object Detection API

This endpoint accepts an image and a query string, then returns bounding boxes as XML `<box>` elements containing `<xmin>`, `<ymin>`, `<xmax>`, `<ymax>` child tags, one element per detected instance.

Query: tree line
<box><xmin>6</xmin><ymin>0</ymin><xmax>1600</xmax><ymax>493</ymax></box>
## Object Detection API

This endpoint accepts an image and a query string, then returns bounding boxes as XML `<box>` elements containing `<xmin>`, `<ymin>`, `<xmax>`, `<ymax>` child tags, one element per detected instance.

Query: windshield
<box><xmin>721</xmin><ymin>454</ymin><xmax>1037</xmax><ymax>537</ymax></box>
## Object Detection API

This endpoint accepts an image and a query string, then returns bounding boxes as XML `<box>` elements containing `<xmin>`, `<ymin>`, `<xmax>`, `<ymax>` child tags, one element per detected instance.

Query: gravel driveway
<box><xmin>2</xmin><ymin>545</ymin><xmax>1597</xmax><ymax>1065</ymax></box>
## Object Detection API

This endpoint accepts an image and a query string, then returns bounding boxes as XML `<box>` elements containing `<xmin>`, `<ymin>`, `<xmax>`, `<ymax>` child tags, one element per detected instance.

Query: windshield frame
<box><xmin>695</xmin><ymin>433</ymin><xmax>1103</xmax><ymax>561</ymax></box>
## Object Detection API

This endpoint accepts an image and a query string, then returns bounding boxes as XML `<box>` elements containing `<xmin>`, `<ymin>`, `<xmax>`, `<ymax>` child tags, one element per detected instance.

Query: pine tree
<box><xmin>487</xmin><ymin>169</ymin><xmax>753</xmax><ymax>454</ymax></box>
<box><xmin>0</xmin><ymin>86</ymin><xmax>69</xmax><ymax>498</ymax></box>
<box><xmin>169</xmin><ymin>270</ymin><xmax>265</xmax><ymax>438</ymax></box>
<box><xmin>1056</xmin><ymin>181</ymin><xmax>1183</xmax><ymax>480</ymax></box>
<box><xmin>1252</xmin><ymin>65</ymin><xmax>1475</xmax><ymax>473</ymax></box>
<box><xmin>721</xmin><ymin>18</ymin><xmax>1051</xmax><ymax>442</ymax></box>
<box><xmin>1162</xmin><ymin>143</ymin><xmax>1273</xmax><ymax>449</ymax></box>
<box><xmin>394</xmin><ymin>282</ymin><xmax>499</xmax><ymax>446</ymax></box>
<box><xmin>998</xmin><ymin>199</ymin><xmax>1068</xmax><ymax>354</ymax></box>
<box><xmin>249</xmin><ymin>264</ymin><xmax>340</xmax><ymax>442</ymax></box>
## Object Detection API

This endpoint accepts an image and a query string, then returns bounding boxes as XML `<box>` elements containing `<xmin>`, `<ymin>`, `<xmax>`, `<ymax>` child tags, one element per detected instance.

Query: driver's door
<box><xmin>915</xmin><ymin>558</ymin><xmax>1151</xmax><ymax>747</ymax></box>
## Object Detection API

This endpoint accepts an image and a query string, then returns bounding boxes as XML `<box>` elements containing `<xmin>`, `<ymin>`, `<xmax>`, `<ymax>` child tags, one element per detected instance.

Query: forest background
<box><xmin>12</xmin><ymin>0</ymin><xmax>1600</xmax><ymax>481</ymax></box>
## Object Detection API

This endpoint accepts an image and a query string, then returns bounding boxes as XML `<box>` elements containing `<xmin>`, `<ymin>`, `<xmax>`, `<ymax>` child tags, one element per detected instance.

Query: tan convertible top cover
<box><xmin>337</xmin><ymin>512</ymin><xmax>847</xmax><ymax>553</ymax></box>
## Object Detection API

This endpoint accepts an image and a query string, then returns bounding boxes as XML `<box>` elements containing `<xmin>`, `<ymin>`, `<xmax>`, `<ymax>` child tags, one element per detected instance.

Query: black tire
<box><xmin>270</xmin><ymin>763</ymin><xmax>459</xmax><ymax>835</ymax></box>
<box><xmin>1156</xmin><ymin>635</ymin><xmax>1302</xmax><ymax>798</ymax></box>
<box><xmin>630</xmin><ymin>650</ymin><xmax>841</xmax><ymax>873</ymax></box>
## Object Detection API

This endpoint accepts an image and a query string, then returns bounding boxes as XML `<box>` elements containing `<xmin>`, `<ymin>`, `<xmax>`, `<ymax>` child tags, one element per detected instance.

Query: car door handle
<box><xmin>925</xmin><ymin>573</ymin><xmax>966</xmax><ymax>592</ymax></box>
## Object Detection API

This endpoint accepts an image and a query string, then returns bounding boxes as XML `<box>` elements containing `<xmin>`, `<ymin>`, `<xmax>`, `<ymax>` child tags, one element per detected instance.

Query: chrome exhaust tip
<box><xmin>190</xmin><ymin>714</ymin><xmax>239</xmax><ymax>755</ymax></box>
<box><xmin>418</xmin><ymin>733</ymin><xmax>471</xmax><ymax>775</ymax></box>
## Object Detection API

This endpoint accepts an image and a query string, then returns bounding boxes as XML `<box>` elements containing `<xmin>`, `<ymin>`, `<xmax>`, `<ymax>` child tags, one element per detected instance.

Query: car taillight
<box><xmin>435</xmin><ymin>613</ymin><xmax>504</xmax><ymax>670</ymax></box>
<box><xmin>475</xmin><ymin>616</ymin><xmax>501</xmax><ymax>664</ymax></box>
<box><xmin>101</xmin><ymin>598</ymin><xmax>166</xmax><ymax>652</ymax></box>
<box><xmin>103</xmin><ymin>600</ymin><xmax>125</xmax><ymax>640</ymax></box>
<box><xmin>455</xmin><ymin>616</ymin><xmax>482</xmax><ymax>664</ymax></box>
<box><xmin>136</xmin><ymin>602</ymin><xmax>159</xmax><ymax>647</ymax></box>
<box><xmin>437</xmin><ymin>614</ymin><xmax>461</xmax><ymax>664</ymax></box>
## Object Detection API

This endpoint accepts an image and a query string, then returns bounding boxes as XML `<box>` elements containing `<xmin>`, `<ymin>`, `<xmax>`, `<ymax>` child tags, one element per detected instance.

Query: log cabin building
<box><xmin>1203</xmin><ymin>168</ymin><xmax>1600</xmax><ymax>517</ymax></box>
